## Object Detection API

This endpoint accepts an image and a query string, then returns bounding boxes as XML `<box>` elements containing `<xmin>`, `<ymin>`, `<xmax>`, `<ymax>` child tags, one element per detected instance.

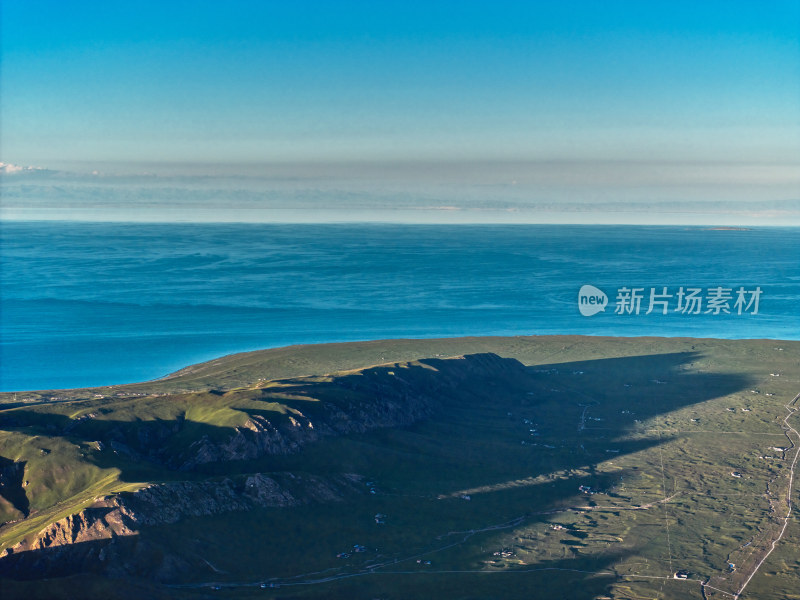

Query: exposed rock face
<box><xmin>173</xmin><ymin>363</ymin><xmax>444</xmax><ymax>469</ymax></box>
<box><xmin>0</xmin><ymin>472</ymin><xmax>360</xmax><ymax>580</ymax></box>
<box><xmin>0</xmin><ymin>354</ymin><xmax>530</xmax><ymax>582</ymax></box>
<box><xmin>93</xmin><ymin>353</ymin><xmax>525</xmax><ymax>470</ymax></box>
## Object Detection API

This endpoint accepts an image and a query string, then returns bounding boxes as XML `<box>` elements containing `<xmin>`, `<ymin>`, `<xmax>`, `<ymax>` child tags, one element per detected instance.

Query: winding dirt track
<box><xmin>730</xmin><ymin>391</ymin><xmax>800</xmax><ymax>600</ymax></box>
<box><xmin>169</xmin><ymin>391</ymin><xmax>800</xmax><ymax>597</ymax></box>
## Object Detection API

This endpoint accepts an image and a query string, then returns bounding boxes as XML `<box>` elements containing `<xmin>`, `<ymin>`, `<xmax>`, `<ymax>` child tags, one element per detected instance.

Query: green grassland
<box><xmin>0</xmin><ymin>335</ymin><xmax>798</xmax><ymax>600</ymax></box>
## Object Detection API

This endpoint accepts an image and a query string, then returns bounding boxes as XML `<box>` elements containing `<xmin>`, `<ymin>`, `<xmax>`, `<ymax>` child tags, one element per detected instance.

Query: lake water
<box><xmin>1</xmin><ymin>222</ymin><xmax>797</xmax><ymax>391</ymax></box>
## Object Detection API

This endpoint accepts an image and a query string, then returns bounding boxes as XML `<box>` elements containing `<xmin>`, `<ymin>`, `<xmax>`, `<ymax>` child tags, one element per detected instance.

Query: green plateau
<box><xmin>0</xmin><ymin>335</ymin><xmax>798</xmax><ymax>600</ymax></box>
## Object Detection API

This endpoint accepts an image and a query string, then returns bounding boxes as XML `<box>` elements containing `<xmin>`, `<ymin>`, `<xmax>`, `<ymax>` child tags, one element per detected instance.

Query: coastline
<box><xmin>1</xmin><ymin>333</ymin><xmax>797</xmax><ymax>598</ymax></box>
<box><xmin>4</xmin><ymin>224</ymin><xmax>797</xmax><ymax>392</ymax></box>
<box><xmin>3</xmin><ymin>334</ymin><xmax>797</xmax><ymax>402</ymax></box>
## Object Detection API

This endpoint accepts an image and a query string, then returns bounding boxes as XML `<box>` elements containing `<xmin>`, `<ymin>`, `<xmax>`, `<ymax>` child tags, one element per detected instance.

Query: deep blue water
<box><xmin>1</xmin><ymin>222</ymin><xmax>798</xmax><ymax>391</ymax></box>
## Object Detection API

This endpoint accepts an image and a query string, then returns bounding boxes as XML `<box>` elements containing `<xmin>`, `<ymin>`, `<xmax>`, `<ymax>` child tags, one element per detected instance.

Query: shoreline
<box><xmin>2</xmin><ymin>333</ymin><xmax>797</xmax><ymax>400</ymax></box>
<box><xmin>1</xmin><ymin>334</ymin><xmax>797</xmax><ymax>597</ymax></box>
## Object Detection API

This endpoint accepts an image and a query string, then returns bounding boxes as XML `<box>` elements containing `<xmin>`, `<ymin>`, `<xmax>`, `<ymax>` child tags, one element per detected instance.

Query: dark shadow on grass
<box><xmin>0</xmin><ymin>457</ymin><xmax>29</xmax><ymax>518</ymax></box>
<box><xmin>0</xmin><ymin>350</ymin><xmax>751</xmax><ymax>598</ymax></box>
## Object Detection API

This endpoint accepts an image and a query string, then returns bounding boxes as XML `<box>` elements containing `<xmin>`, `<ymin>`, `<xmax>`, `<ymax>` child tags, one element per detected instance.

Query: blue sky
<box><xmin>1</xmin><ymin>1</ymin><xmax>798</xmax><ymax>223</ymax></box>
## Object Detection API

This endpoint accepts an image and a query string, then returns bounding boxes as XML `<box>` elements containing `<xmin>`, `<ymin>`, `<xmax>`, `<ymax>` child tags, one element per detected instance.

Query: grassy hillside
<box><xmin>0</xmin><ymin>336</ymin><xmax>798</xmax><ymax>599</ymax></box>
<box><xmin>1</xmin><ymin>335</ymin><xmax>792</xmax><ymax>402</ymax></box>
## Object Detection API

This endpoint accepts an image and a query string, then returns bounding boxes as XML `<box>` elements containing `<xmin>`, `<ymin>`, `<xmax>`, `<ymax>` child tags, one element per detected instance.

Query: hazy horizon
<box><xmin>2</xmin><ymin>1</ymin><xmax>798</xmax><ymax>224</ymax></box>
<box><xmin>2</xmin><ymin>157</ymin><xmax>798</xmax><ymax>225</ymax></box>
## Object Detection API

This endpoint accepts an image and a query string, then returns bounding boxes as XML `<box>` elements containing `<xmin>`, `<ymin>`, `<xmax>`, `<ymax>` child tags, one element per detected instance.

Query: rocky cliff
<box><xmin>0</xmin><ymin>353</ymin><xmax>531</xmax><ymax>581</ymax></box>
<box><xmin>0</xmin><ymin>471</ymin><xmax>362</xmax><ymax>580</ymax></box>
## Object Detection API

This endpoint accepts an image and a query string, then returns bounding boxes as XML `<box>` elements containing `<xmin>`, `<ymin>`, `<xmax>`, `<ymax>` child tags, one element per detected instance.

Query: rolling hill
<box><xmin>1</xmin><ymin>335</ymin><xmax>798</xmax><ymax>599</ymax></box>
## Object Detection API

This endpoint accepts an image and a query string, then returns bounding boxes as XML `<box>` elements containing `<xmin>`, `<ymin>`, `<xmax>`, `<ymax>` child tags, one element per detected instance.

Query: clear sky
<box><xmin>1</xmin><ymin>1</ymin><xmax>798</xmax><ymax>223</ymax></box>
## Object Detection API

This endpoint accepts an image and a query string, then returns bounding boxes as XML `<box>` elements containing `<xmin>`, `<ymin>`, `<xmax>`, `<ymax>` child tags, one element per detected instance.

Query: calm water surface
<box><xmin>1</xmin><ymin>223</ymin><xmax>797</xmax><ymax>390</ymax></box>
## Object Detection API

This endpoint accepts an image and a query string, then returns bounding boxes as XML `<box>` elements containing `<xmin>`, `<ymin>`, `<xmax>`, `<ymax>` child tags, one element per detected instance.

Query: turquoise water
<box><xmin>1</xmin><ymin>223</ymin><xmax>797</xmax><ymax>391</ymax></box>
